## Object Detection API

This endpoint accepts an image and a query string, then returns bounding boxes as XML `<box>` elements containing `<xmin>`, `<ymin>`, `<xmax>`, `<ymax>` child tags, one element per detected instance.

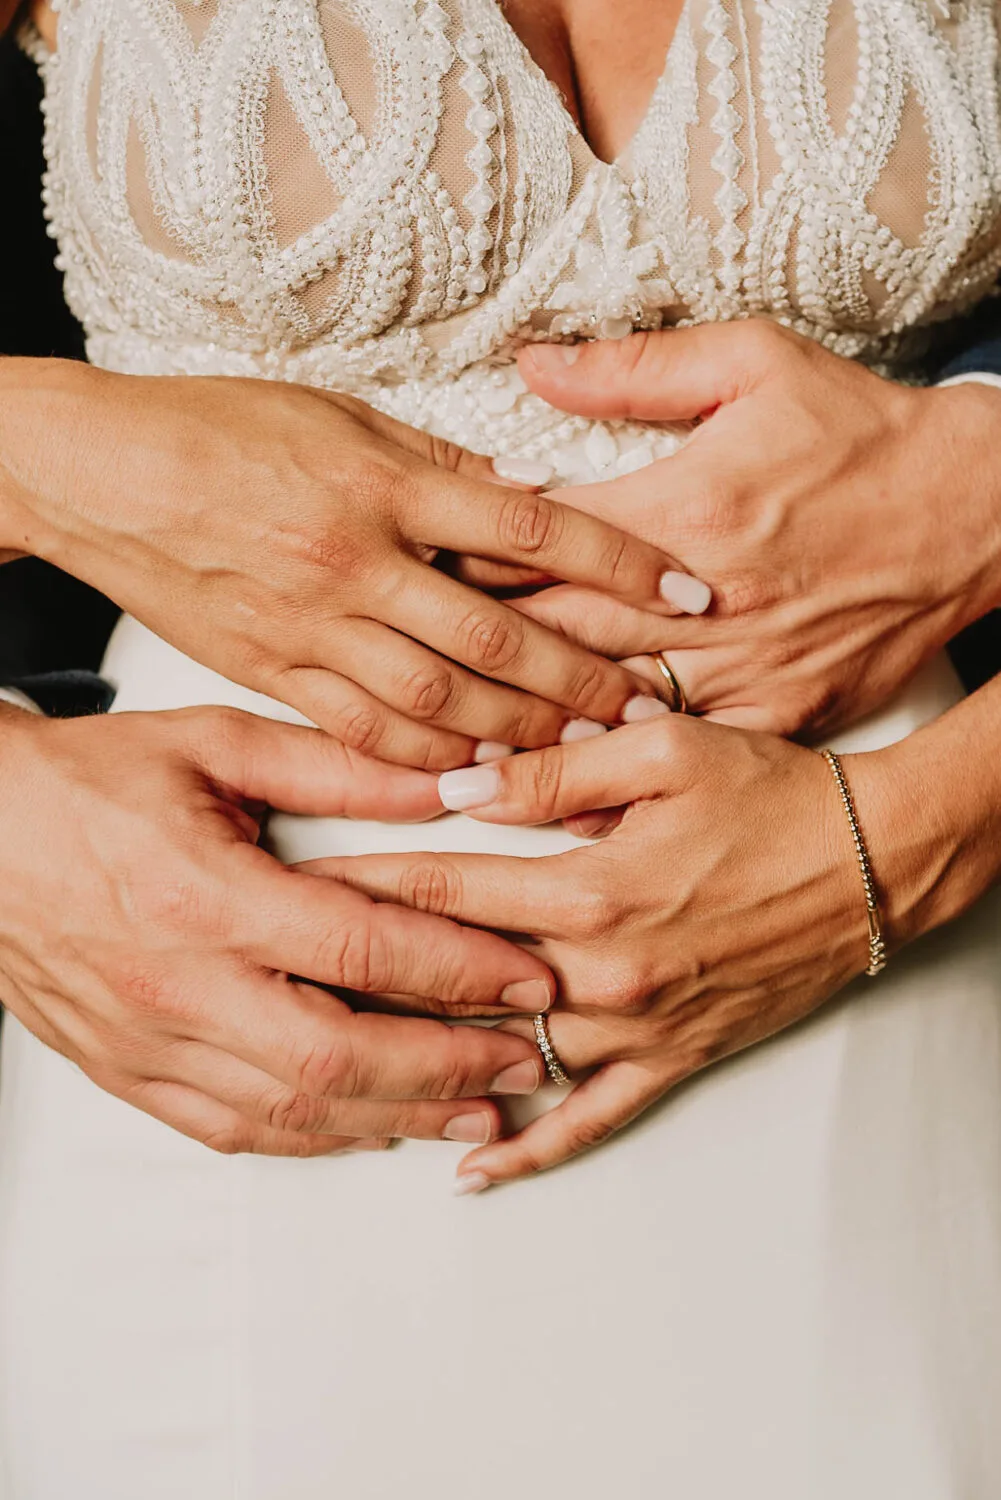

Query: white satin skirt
<box><xmin>2</xmin><ymin>619</ymin><xmax>1000</xmax><ymax>1500</ymax></box>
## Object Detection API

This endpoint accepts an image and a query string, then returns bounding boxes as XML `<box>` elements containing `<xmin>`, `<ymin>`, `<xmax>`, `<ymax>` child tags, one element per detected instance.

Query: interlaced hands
<box><xmin>298</xmin><ymin>712</ymin><xmax>912</xmax><ymax>1189</ymax></box>
<box><xmin>461</xmin><ymin>321</ymin><xmax>1001</xmax><ymax>738</ymax></box>
<box><xmin>0</xmin><ymin>705</ymin><xmax>558</xmax><ymax>1157</ymax></box>
<box><xmin>11</xmin><ymin>368</ymin><xmax>699</xmax><ymax>770</ymax></box>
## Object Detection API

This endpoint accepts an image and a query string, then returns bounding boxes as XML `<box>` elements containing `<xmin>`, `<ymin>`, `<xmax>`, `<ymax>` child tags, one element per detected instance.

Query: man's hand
<box><xmin>0</xmin><ymin>706</ymin><xmax>548</xmax><ymax>1155</ymax></box>
<box><xmin>0</xmin><ymin>362</ymin><xmax>686</xmax><ymax>768</ymax></box>
<box><xmin>508</xmin><ymin>323</ymin><xmax>1001</xmax><ymax>735</ymax></box>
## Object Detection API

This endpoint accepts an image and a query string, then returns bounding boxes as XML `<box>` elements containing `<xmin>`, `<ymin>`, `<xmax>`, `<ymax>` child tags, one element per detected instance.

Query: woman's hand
<box><xmin>0</xmin><ymin>362</ymin><xmax>684</xmax><ymax>770</ymax></box>
<box><xmin>314</xmin><ymin>701</ymin><xmax>1001</xmax><ymax>1187</ymax></box>
<box><xmin>0</xmin><ymin>704</ymin><xmax>550</xmax><ymax>1157</ymax></box>
<box><xmin>509</xmin><ymin>323</ymin><xmax>1001</xmax><ymax>735</ymax></box>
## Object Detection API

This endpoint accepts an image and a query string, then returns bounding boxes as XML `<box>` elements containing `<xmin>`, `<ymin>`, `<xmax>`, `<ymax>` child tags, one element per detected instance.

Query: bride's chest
<box><xmin>36</xmin><ymin>0</ymin><xmax>1001</xmax><ymax>372</ymax></box>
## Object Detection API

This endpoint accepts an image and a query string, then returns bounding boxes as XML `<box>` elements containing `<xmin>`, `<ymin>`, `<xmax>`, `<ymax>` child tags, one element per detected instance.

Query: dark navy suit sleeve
<box><xmin>0</xmin><ymin>35</ymin><xmax>119</xmax><ymax>715</ymax></box>
<box><xmin>932</xmin><ymin>297</ymin><xmax>1001</xmax><ymax>384</ymax></box>
<box><xmin>928</xmin><ymin>299</ymin><xmax>1001</xmax><ymax>691</ymax></box>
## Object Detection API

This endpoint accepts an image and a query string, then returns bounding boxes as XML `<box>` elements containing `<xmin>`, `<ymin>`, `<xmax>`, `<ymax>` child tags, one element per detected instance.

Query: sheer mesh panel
<box><xmin>32</xmin><ymin>0</ymin><xmax>1001</xmax><ymax>388</ymax></box>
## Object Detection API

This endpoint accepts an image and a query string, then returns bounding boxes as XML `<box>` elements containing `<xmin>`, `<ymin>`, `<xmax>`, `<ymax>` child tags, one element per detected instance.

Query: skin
<box><xmin>494</xmin><ymin>324</ymin><xmax>1001</xmax><ymax>739</ymax></box>
<box><xmin>3</xmin><ymin>0</ymin><xmax>999</xmax><ymax>1170</ymax></box>
<box><xmin>0</xmin><ymin>364</ymin><xmax>682</xmax><ymax>771</ymax></box>
<box><xmin>317</xmin><ymin>673</ymin><xmax>1001</xmax><ymax>1189</ymax></box>
<box><xmin>0</xmin><ymin>702</ymin><xmax>553</xmax><ymax>1155</ymax></box>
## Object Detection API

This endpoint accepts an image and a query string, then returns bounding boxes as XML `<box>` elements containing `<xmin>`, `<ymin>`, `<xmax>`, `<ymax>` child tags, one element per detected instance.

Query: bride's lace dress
<box><xmin>2</xmin><ymin>3</ymin><xmax>1001</xmax><ymax>1496</ymax></box>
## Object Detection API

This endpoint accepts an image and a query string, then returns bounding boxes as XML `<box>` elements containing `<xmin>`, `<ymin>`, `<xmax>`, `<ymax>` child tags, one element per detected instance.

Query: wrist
<box><xmin>917</xmin><ymin>382</ymin><xmax>1001</xmax><ymax>626</ymax></box>
<box><xmin>0</xmin><ymin>357</ymin><xmax>106</xmax><ymax>562</ymax></box>
<box><xmin>845</xmin><ymin>691</ymin><xmax>1001</xmax><ymax>953</ymax></box>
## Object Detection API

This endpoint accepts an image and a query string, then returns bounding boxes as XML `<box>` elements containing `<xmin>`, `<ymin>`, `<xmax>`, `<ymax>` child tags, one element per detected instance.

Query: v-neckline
<box><xmin>484</xmin><ymin>0</ymin><xmax>688</xmax><ymax>170</ymax></box>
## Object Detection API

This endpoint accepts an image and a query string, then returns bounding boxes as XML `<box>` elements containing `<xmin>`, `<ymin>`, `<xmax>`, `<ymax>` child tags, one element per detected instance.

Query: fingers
<box><xmin>326</xmin><ymin>618</ymin><xmax>572</xmax><ymax>749</ymax></box>
<box><xmin>386</xmin><ymin>559</ymin><xmax>665</xmax><ymax>732</ymax></box>
<box><xmin>153</xmin><ymin>1041</ymin><xmax>510</xmax><ymax>1144</ymax></box>
<box><xmin>517</xmin><ymin>323</ymin><xmax>797</xmax><ymax>422</ymax></box>
<box><xmin>195</xmin><ymin>974</ymin><xmax>544</xmax><ymax>1103</ymax></box>
<box><xmin>513</xmin><ymin>587</ymin><xmax>689</xmax><ymax>657</ymax></box>
<box><xmin>449</xmin><ymin>555</ymin><xmax>554</xmax><ymax>590</ymax></box>
<box><xmin>406</xmin><ymin>473</ymin><xmax>691</xmax><ymax>611</ymax></box>
<box><xmin>179</xmin><ymin>705</ymin><xmax>457</xmax><ymax>808</ymax></box>
<box><xmin>454</xmin><ymin>1059</ymin><xmax>666</xmax><ymax>1189</ymax></box>
<box><xmin>265</xmin><ymin>670</ymin><xmax>479</xmax><ymax>772</ymax></box>
<box><xmin>306</xmin><ymin>847</ymin><xmax>585</xmax><ymax>941</ymax></box>
<box><xmin>234</xmin><ymin>855</ymin><xmax>557</xmax><ymax>1009</ymax></box>
<box><xmin>118</xmin><ymin>1077</ymin><xmax>358</xmax><ymax>1158</ymax></box>
<box><xmin>434</xmin><ymin>718</ymin><xmax>688</xmax><ymax>826</ymax></box>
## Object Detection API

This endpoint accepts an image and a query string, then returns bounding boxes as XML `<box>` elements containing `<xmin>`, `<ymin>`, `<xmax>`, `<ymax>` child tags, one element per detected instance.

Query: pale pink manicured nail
<box><xmin>438</xmin><ymin>765</ymin><xmax>501</xmax><ymax>811</ymax></box>
<box><xmin>623</xmin><ymin>695</ymin><xmax>670</xmax><ymax>723</ymax></box>
<box><xmin>659</xmin><ymin>571</ymin><xmax>713</xmax><ymax>614</ymax></box>
<box><xmin>474</xmin><ymin>741</ymin><xmax>516</xmax><ymax>763</ymax></box>
<box><xmin>560</xmin><ymin>719</ymin><xmax>607</xmax><ymax>744</ymax></box>
<box><xmin>500</xmin><ymin>978</ymin><xmax>553</xmax><ymax>1012</ymax></box>
<box><xmin>454</xmin><ymin>1172</ymin><xmax>491</xmax><ymax>1197</ymax></box>
<box><xmin>443</xmin><ymin>1112</ymin><xmax>494</xmax><ymax>1145</ymax></box>
<box><xmin>492</xmin><ymin>457</ymin><xmax>555</xmax><ymax>486</ymax></box>
<box><xmin>525</xmin><ymin>344</ymin><xmax>582</xmax><ymax>372</ymax></box>
<box><xmin>490</xmin><ymin>1060</ymin><xmax>541</xmax><ymax>1095</ymax></box>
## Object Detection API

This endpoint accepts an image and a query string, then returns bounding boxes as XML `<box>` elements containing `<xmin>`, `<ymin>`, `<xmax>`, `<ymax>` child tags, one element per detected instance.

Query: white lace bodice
<box><xmin>31</xmin><ymin>0</ymin><xmax>1001</xmax><ymax>477</ymax></box>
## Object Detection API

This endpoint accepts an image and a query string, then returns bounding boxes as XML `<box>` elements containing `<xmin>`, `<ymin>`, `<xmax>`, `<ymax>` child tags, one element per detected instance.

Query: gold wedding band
<box><xmin>533</xmin><ymin>1013</ymin><xmax>572</xmax><ymax>1087</ymax></box>
<box><xmin>652</xmin><ymin>652</ymin><xmax>689</xmax><ymax>714</ymax></box>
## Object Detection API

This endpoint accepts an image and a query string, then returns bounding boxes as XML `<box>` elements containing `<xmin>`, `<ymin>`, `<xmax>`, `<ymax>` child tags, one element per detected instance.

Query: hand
<box><xmin>0</xmin><ymin>361</ymin><xmax>684</xmax><ymax>769</ymax></box>
<box><xmin>313</xmin><ymin>713</ymin><xmax>942</xmax><ymax>1187</ymax></box>
<box><xmin>0</xmin><ymin>704</ymin><xmax>550</xmax><ymax>1156</ymax></box>
<box><xmin>508</xmin><ymin>324</ymin><xmax>1001</xmax><ymax>735</ymax></box>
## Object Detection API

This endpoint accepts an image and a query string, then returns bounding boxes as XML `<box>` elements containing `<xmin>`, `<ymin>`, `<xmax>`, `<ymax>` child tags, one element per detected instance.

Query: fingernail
<box><xmin>438</xmin><ymin>765</ymin><xmax>501</xmax><ymax>811</ymax></box>
<box><xmin>560</xmin><ymin>719</ymin><xmax>607</xmax><ymax>744</ymax></box>
<box><xmin>526</xmin><ymin>344</ymin><xmax>582</xmax><ymax>371</ymax></box>
<box><xmin>474</xmin><ymin>741</ymin><xmax>516</xmax><ymax>764</ymax></box>
<box><xmin>492</xmin><ymin>457</ymin><xmax>555</xmax><ymax>486</ymax></box>
<box><xmin>490</xmin><ymin>1060</ymin><xmax>541</xmax><ymax>1095</ymax></box>
<box><xmin>454</xmin><ymin>1171</ymin><xmax>491</xmax><ymax>1197</ymax></box>
<box><xmin>659</xmin><ymin>571</ymin><xmax>713</xmax><ymax>614</ymax></box>
<box><xmin>623</xmin><ymin>695</ymin><xmax>671</xmax><ymax>722</ymax></box>
<box><xmin>500</xmin><ymin>978</ymin><xmax>553</xmax><ymax>1012</ymax></box>
<box><xmin>443</xmin><ymin>1111</ymin><xmax>494</xmax><ymax>1145</ymax></box>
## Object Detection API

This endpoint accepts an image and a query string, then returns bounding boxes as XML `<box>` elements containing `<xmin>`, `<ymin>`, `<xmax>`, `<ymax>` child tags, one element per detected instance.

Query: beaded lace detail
<box><xmin>31</xmin><ymin>0</ymin><xmax>1001</xmax><ymax>478</ymax></box>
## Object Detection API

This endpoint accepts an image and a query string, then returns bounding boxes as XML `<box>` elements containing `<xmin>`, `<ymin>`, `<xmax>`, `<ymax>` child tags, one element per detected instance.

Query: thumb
<box><xmin>518</xmin><ymin>323</ymin><xmax>789</xmax><ymax>422</ymax></box>
<box><xmin>175</xmin><ymin>708</ymin><xmax>444</xmax><ymax>822</ymax></box>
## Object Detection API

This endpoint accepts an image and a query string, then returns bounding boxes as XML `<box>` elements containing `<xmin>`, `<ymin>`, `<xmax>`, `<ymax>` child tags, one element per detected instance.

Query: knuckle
<box><xmin>715</xmin><ymin>574</ymin><xmax>766</xmax><ymax>619</ymax></box>
<box><xmin>265</xmin><ymin>1088</ymin><xmax>327</xmax><ymax>1135</ymax></box>
<box><xmin>353</xmin><ymin>456</ymin><xmax>416</xmax><ymax>523</ymax></box>
<box><xmin>562</xmin><ymin>655</ymin><xmax>612</xmax><ymax>716</ymax></box>
<box><xmin>596</xmin><ymin>529</ymin><xmax>634</xmax><ymax>590</ymax></box>
<box><xmin>283</xmin><ymin>526</ymin><xmax>369</xmax><ymax>583</ymax></box>
<box><xmin>496</xmin><ymin>491</ymin><xmax>561</xmax><ymax>557</ymax></box>
<box><xmin>296</xmin><ymin>1036</ymin><xmax>358</xmax><ymax>1100</ymax></box>
<box><xmin>426</xmin><ymin>434</ymin><xmax>467</xmax><ymax>474</ymax></box>
<box><xmin>457</xmin><ymin>608</ymin><xmax>524</xmax><ymax>674</ymax></box>
<box><xmin>433</xmin><ymin>1041</ymin><xmax>477</xmax><ymax>1101</ymax></box>
<box><xmin>111</xmin><ymin>958</ymin><xmax>180</xmax><ymax>1025</ymax></box>
<box><xmin>333</xmin><ymin>701</ymin><xmax>388</xmax><ymax>757</ymax></box>
<box><xmin>319</xmin><ymin>918</ymin><xmax>389</xmax><ymax>993</ymax></box>
<box><xmin>397</xmin><ymin>856</ymin><xmax>462</xmax><ymax>917</ymax></box>
<box><xmin>399</xmin><ymin>663</ymin><xmax>458</xmax><ymax>721</ymax></box>
<box><xmin>520</xmin><ymin>745</ymin><xmax>565</xmax><ymax>815</ymax></box>
<box><xmin>593</xmin><ymin>961</ymin><xmax>648</xmax><ymax>1016</ymax></box>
